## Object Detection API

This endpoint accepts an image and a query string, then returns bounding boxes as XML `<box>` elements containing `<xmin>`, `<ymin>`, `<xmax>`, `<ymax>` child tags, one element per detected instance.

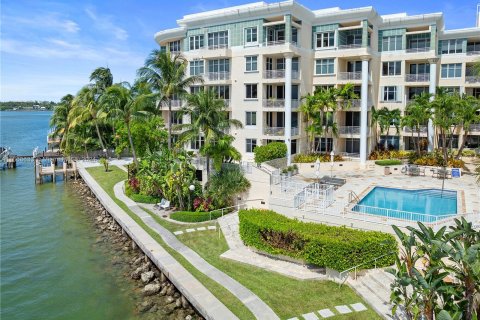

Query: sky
<box><xmin>1</xmin><ymin>0</ymin><xmax>479</xmax><ymax>102</ymax></box>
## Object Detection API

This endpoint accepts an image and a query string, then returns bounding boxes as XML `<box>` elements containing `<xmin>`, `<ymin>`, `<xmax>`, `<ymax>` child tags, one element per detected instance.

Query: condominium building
<box><xmin>154</xmin><ymin>0</ymin><xmax>480</xmax><ymax>165</ymax></box>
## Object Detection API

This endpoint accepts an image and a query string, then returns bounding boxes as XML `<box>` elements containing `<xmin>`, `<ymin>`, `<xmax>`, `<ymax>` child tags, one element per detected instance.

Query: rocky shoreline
<box><xmin>71</xmin><ymin>179</ymin><xmax>203</xmax><ymax>320</ymax></box>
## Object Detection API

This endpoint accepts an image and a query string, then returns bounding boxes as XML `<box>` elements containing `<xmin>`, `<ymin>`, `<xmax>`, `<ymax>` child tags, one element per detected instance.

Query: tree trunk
<box><xmin>95</xmin><ymin>122</ymin><xmax>106</xmax><ymax>151</ymax></box>
<box><xmin>167</xmin><ymin>99</ymin><xmax>172</xmax><ymax>149</ymax></box>
<box><xmin>455</xmin><ymin>129</ymin><xmax>468</xmax><ymax>159</ymax></box>
<box><xmin>385</xmin><ymin>127</ymin><xmax>390</xmax><ymax>150</ymax></box>
<box><xmin>176</xmin><ymin>185</ymin><xmax>184</xmax><ymax>210</ymax></box>
<box><xmin>126</xmin><ymin>122</ymin><xmax>138</xmax><ymax>168</ymax></box>
<box><xmin>206</xmin><ymin>155</ymin><xmax>210</xmax><ymax>179</ymax></box>
<box><xmin>417</xmin><ymin>126</ymin><xmax>421</xmax><ymax>155</ymax></box>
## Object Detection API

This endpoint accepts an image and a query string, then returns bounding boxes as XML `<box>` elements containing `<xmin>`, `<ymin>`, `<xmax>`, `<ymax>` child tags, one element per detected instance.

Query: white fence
<box><xmin>294</xmin><ymin>183</ymin><xmax>335</xmax><ymax>210</ymax></box>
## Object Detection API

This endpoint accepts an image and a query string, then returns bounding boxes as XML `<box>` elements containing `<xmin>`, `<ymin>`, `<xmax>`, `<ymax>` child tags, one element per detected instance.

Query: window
<box><xmin>292</xmin><ymin>57</ymin><xmax>299</xmax><ymax>72</ymax></box>
<box><xmin>345</xmin><ymin>112</ymin><xmax>360</xmax><ymax>126</ymax></box>
<box><xmin>245</xmin><ymin>56</ymin><xmax>258</xmax><ymax>72</ymax></box>
<box><xmin>246</xmin><ymin>139</ymin><xmax>257</xmax><ymax>153</ymax></box>
<box><xmin>245</xmin><ymin>84</ymin><xmax>257</xmax><ymax>99</ymax></box>
<box><xmin>440</xmin><ymin>39</ymin><xmax>463</xmax><ymax>54</ymax></box>
<box><xmin>168</xmin><ymin>40</ymin><xmax>181</xmax><ymax>52</ymax></box>
<box><xmin>347</xmin><ymin>61</ymin><xmax>362</xmax><ymax>73</ymax></box>
<box><xmin>190</xmin><ymin>136</ymin><xmax>205</xmax><ymax>150</ymax></box>
<box><xmin>190</xmin><ymin>86</ymin><xmax>203</xmax><ymax>94</ymax></box>
<box><xmin>170</xmin><ymin>112</ymin><xmax>183</xmax><ymax>125</ymax></box>
<box><xmin>409</xmin><ymin>63</ymin><xmax>430</xmax><ymax>75</ymax></box>
<box><xmin>467</xmin><ymin>41</ymin><xmax>480</xmax><ymax>53</ymax></box>
<box><xmin>408</xmin><ymin>87</ymin><xmax>428</xmax><ymax>100</ymax></box>
<box><xmin>246</xmin><ymin>112</ymin><xmax>256</xmax><ymax>126</ymax></box>
<box><xmin>210</xmin><ymin>85</ymin><xmax>230</xmax><ymax>99</ymax></box>
<box><xmin>315</xmin><ymin>58</ymin><xmax>335</xmax><ymax>75</ymax></box>
<box><xmin>441</xmin><ymin>64</ymin><xmax>462</xmax><ymax>78</ymax></box>
<box><xmin>189</xmin><ymin>60</ymin><xmax>204</xmax><ymax>75</ymax></box>
<box><xmin>382</xmin><ymin>61</ymin><xmax>401</xmax><ymax>76</ymax></box>
<box><xmin>407</xmin><ymin>33</ymin><xmax>430</xmax><ymax>51</ymax></box>
<box><xmin>189</xmin><ymin>35</ymin><xmax>204</xmax><ymax>50</ymax></box>
<box><xmin>208</xmin><ymin>31</ymin><xmax>228</xmax><ymax>49</ymax></box>
<box><xmin>382</xmin><ymin>35</ymin><xmax>402</xmax><ymax>51</ymax></box>
<box><xmin>291</xmin><ymin>27</ymin><xmax>298</xmax><ymax>44</ymax></box>
<box><xmin>276</xmin><ymin>58</ymin><xmax>285</xmax><ymax>70</ymax></box>
<box><xmin>244</xmin><ymin>27</ymin><xmax>258</xmax><ymax>44</ymax></box>
<box><xmin>314</xmin><ymin>138</ymin><xmax>333</xmax><ymax>152</ymax></box>
<box><xmin>345</xmin><ymin>138</ymin><xmax>360</xmax><ymax>153</ymax></box>
<box><xmin>315</xmin><ymin>31</ymin><xmax>334</xmax><ymax>49</ymax></box>
<box><xmin>383</xmin><ymin>86</ymin><xmax>398</xmax><ymax>101</ymax></box>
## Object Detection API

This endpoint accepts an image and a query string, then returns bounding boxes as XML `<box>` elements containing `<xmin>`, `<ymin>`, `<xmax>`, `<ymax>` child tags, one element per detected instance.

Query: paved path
<box><xmin>218</xmin><ymin>212</ymin><xmax>327</xmax><ymax>280</ymax></box>
<box><xmin>77</xmin><ymin>165</ymin><xmax>237</xmax><ymax>320</ymax></box>
<box><xmin>113</xmin><ymin>179</ymin><xmax>279</xmax><ymax>320</ymax></box>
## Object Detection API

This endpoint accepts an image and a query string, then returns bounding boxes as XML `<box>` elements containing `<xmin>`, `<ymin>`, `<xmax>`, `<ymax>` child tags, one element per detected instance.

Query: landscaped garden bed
<box><xmin>239</xmin><ymin>209</ymin><xmax>397</xmax><ymax>271</ymax></box>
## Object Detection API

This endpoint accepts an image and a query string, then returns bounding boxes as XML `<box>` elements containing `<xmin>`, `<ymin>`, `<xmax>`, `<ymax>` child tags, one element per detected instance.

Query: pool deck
<box><xmin>270</xmin><ymin>164</ymin><xmax>479</xmax><ymax>233</ymax></box>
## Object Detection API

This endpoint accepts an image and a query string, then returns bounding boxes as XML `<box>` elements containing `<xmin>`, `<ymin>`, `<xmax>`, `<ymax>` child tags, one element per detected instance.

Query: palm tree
<box><xmin>100</xmin><ymin>82</ymin><xmax>155</xmax><ymax>167</ymax></box>
<box><xmin>137</xmin><ymin>50</ymin><xmax>202</xmax><ymax>149</ymax></box>
<box><xmin>404</xmin><ymin>93</ymin><xmax>432</xmax><ymax>155</ymax></box>
<box><xmin>201</xmin><ymin>134</ymin><xmax>241</xmax><ymax>172</ymax></box>
<box><xmin>378</xmin><ymin>108</ymin><xmax>401</xmax><ymax>150</ymax></box>
<box><xmin>299</xmin><ymin>93</ymin><xmax>319</xmax><ymax>153</ymax></box>
<box><xmin>455</xmin><ymin>95</ymin><xmax>480</xmax><ymax>159</ymax></box>
<box><xmin>50</xmin><ymin>94</ymin><xmax>74</xmax><ymax>153</ymax></box>
<box><xmin>178</xmin><ymin>89</ymin><xmax>243</xmax><ymax>177</ymax></box>
<box><xmin>370</xmin><ymin>106</ymin><xmax>381</xmax><ymax>150</ymax></box>
<box><xmin>90</xmin><ymin>67</ymin><xmax>113</xmax><ymax>92</ymax></box>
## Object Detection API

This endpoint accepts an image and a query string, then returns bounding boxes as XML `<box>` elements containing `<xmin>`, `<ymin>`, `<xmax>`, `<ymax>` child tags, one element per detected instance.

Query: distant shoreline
<box><xmin>0</xmin><ymin>109</ymin><xmax>53</xmax><ymax>112</ymax></box>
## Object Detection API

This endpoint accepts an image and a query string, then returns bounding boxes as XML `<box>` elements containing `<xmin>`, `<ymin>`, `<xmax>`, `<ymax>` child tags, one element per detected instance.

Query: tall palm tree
<box><xmin>404</xmin><ymin>93</ymin><xmax>432</xmax><ymax>155</ymax></box>
<box><xmin>455</xmin><ymin>95</ymin><xmax>480</xmax><ymax>159</ymax></box>
<box><xmin>137</xmin><ymin>50</ymin><xmax>202</xmax><ymax>149</ymax></box>
<box><xmin>178</xmin><ymin>89</ymin><xmax>243</xmax><ymax>177</ymax></box>
<box><xmin>299</xmin><ymin>93</ymin><xmax>319</xmax><ymax>153</ymax></box>
<box><xmin>90</xmin><ymin>67</ymin><xmax>113</xmax><ymax>92</ymax></box>
<box><xmin>50</xmin><ymin>94</ymin><xmax>74</xmax><ymax>152</ymax></box>
<box><xmin>100</xmin><ymin>82</ymin><xmax>155</xmax><ymax>167</ymax></box>
<box><xmin>202</xmin><ymin>134</ymin><xmax>241</xmax><ymax>171</ymax></box>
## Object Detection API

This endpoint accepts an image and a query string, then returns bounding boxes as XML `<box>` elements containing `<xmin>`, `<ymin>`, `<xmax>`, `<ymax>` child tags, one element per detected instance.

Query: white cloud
<box><xmin>2</xmin><ymin>13</ymin><xmax>80</xmax><ymax>33</ymax></box>
<box><xmin>85</xmin><ymin>6</ymin><xmax>128</xmax><ymax>41</ymax></box>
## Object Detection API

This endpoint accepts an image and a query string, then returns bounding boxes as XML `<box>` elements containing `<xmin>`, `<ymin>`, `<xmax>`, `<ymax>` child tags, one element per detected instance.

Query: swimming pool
<box><xmin>352</xmin><ymin>187</ymin><xmax>457</xmax><ymax>223</ymax></box>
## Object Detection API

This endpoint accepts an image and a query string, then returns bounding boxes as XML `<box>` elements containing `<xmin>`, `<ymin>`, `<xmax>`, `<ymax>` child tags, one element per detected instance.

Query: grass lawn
<box><xmin>87</xmin><ymin>166</ymin><xmax>382</xmax><ymax>320</ymax></box>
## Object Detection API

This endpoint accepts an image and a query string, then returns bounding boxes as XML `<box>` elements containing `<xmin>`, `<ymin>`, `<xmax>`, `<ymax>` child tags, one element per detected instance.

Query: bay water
<box><xmin>0</xmin><ymin>111</ymin><xmax>138</xmax><ymax>319</ymax></box>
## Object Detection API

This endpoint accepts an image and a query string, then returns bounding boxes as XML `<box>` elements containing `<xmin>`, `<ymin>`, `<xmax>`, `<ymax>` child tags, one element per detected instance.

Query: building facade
<box><xmin>154</xmin><ymin>1</ymin><xmax>480</xmax><ymax>164</ymax></box>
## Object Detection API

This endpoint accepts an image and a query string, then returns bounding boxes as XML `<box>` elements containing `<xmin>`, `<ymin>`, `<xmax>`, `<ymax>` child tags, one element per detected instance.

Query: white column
<box><xmin>285</xmin><ymin>54</ymin><xmax>293</xmax><ymax>165</ymax></box>
<box><xmin>359</xmin><ymin>57</ymin><xmax>370</xmax><ymax>166</ymax></box>
<box><xmin>428</xmin><ymin>58</ymin><xmax>438</xmax><ymax>152</ymax></box>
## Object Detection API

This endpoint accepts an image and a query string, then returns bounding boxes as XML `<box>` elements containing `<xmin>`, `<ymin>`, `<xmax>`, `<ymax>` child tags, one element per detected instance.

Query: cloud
<box><xmin>2</xmin><ymin>13</ymin><xmax>80</xmax><ymax>33</ymax></box>
<box><xmin>85</xmin><ymin>6</ymin><xmax>128</xmax><ymax>40</ymax></box>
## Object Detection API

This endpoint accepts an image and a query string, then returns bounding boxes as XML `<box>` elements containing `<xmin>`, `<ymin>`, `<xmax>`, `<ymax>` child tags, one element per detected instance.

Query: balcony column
<box><xmin>428</xmin><ymin>58</ymin><xmax>438</xmax><ymax>152</ymax></box>
<box><xmin>285</xmin><ymin>53</ymin><xmax>293</xmax><ymax>165</ymax></box>
<box><xmin>359</xmin><ymin>57</ymin><xmax>370</xmax><ymax>166</ymax></box>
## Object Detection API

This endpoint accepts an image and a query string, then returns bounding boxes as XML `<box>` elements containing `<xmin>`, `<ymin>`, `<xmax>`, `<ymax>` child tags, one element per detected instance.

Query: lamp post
<box><xmin>330</xmin><ymin>150</ymin><xmax>335</xmax><ymax>177</ymax></box>
<box><xmin>315</xmin><ymin>158</ymin><xmax>321</xmax><ymax>184</ymax></box>
<box><xmin>103</xmin><ymin>148</ymin><xmax>107</xmax><ymax>159</ymax></box>
<box><xmin>188</xmin><ymin>184</ymin><xmax>195</xmax><ymax>211</ymax></box>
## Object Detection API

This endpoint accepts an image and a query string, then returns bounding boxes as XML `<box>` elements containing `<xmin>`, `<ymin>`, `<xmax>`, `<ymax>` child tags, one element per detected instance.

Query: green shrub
<box><xmin>368</xmin><ymin>150</ymin><xmax>412</xmax><ymax>160</ymax></box>
<box><xmin>170</xmin><ymin>211</ymin><xmax>223</xmax><ymax>222</ymax></box>
<box><xmin>293</xmin><ymin>153</ymin><xmax>344</xmax><ymax>163</ymax></box>
<box><xmin>239</xmin><ymin>209</ymin><xmax>397</xmax><ymax>271</ymax></box>
<box><xmin>125</xmin><ymin>182</ymin><xmax>160</xmax><ymax>204</ymax></box>
<box><xmin>375</xmin><ymin>159</ymin><xmax>402</xmax><ymax>166</ymax></box>
<box><xmin>254</xmin><ymin>142</ymin><xmax>287</xmax><ymax>164</ymax></box>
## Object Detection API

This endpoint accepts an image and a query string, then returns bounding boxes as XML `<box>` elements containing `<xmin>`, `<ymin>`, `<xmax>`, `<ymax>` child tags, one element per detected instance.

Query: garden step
<box><xmin>347</xmin><ymin>279</ymin><xmax>393</xmax><ymax>319</ymax></box>
<box><xmin>368</xmin><ymin>271</ymin><xmax>394</xmax><ymax>294</ymax></box>
<box><xmin>358</xmin><ymin>276</ymin><xmax>390</xmax><ymax>304</ymax></box>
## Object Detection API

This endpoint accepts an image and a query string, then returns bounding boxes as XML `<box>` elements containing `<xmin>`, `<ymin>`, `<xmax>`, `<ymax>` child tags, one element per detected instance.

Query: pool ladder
<box><xmin>348</xmin><ymin>190</ymin><xmax>361</xmax><ymax>204</ymax></box>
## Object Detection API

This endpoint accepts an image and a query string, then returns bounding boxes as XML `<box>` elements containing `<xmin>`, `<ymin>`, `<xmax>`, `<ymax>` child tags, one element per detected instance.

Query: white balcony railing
<box><xmin>263</xmin><ymin>127</ymin><xmax>299</xmax><ymax>136</ymax></box>
<box><xmin>263</xmin><ymin>70</ymin><xmax>300</xmax><ymax>79</ymax></box>
<box><xmin>469</xmin><ymin>124</ymin><xmax>480</xmax><ymax>132</ymax></box>
<box><xmin>264</xmin><ymin>40</ymin><xmax>286</xmax><ymax>46</ymax></box>
<box><xmin>466</xmin><ymin>76</ymin><xmax>480</xmax><ymax>83</ymax></box>
<box><xmin>405</xmin><ymin>73</ymin><xmax>430</xmax><ymax>82</ymax></box>
<box><xmin>339</xmin><ymin>126</ymin><xmax>360</xmax><ymax>134</ymax></box>
<box><xmin>466</xmin><ymin>50</ymin><xmax>480</xmax><ymax>56</ymax></box>
<box><xmin>222</xmin><ymin>99</ymin><xmax>231</xmax><ymax>107</ymax></box>
<box><xmin>338</xmin><ymin>44</ymin><xmax>362</xmax><ymax>50</ymax></box>
<box><xmin>406</xmin><ymin>47</ymin><xmax>430</xmax><ymax>53</ymax></box>
<box><xmin>207</xmin><ymin>44</ymin><xmax>228</xmax><ymax>50</ymax></box>
<box><xmin>404</xmin><ymin>125</ymin><xmax>428</xmax><ymax>133</ymax></box>
<box><xmin>338</xmin><ymin>72</ymin><xmax>362</xmax><ymax>81</ymax></box>
<box><xmin>262</xmin><ymin>99</ymin><xmax>301</xmax><ymax>109</ymax></box>
<box><xmin>205</xmin><ymin>72</ymin><xmax>230</xmax><ymax>81</ymax></box>
<box><xmin>338</xmin><ymin>99</ymin><xmax>361</xmax><ymax>109</ymax></box>
<box><xmin>170</xmin><ymin>99</ymin><xmax>183</xmax><ymax>107</ymax></box>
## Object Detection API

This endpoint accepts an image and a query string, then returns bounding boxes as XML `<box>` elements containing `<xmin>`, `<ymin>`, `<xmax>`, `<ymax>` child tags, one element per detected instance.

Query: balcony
<box><xmin>404</xmin><ymin>125</ymin><xmax>428</xmax><ymax>134</ymax></box>
<box><xmin>405</xmin><ymin>73</ymin><xmax>430</xmax><ymax>82</ymax></box>
<box><xmin>339</xmin><ymin>126</ymin><xmax>360</xmax><ymax>135</ymax></box>
<box><xmin>338</xmin><ymin>99</ymin><xmax>361</xmax><ymax>109</ymax></box>
<box><xmin>470</xmin><ymin>124</ymin><xmax>480</xmax><ymax>132</ymax></box>
<box><xmin>262</xmin><ymin>99</ymin><xmax>301</xmax><ymax>109</ymax></box>
<box><xmin>207</xmin><ymin>44</ymin><xmax>228</xmax><ymax>50</ymax></box>
<box><xmin>405</xmin><ymin>47</ymin><xmax>430</xmax><ymax>53</ymax></box>
<box><xmin>338</xmin><ymin>44</ymin><xmax>362</xmax><ymax>50</ymax></box>
<box><xmin>263</xmin><ymin>127</ymin><xmax>299</xmax><ymax>136</ymax></box>
<box><xmin>465</xmin><ymin>76</ymin><xmax>480</xmax><ymax>84</ymax></box>
<box><xmin>338</xmin><ymin>72</ymin><xmax>362</xmax><ymax>81</ymax></box>
<box><xmin>263</xmin><ymin>70</ymin><xmax>299</xmax><ymax>80</ymax></box>
<box><xmin>205</xmin><ymin>72</ymin><xmax>230</xmax><ymax>81</ymax></box>
<box><xmin>170</xmin><ymin>99</ymin><xmax>183</xmax><ymax>107</ymax></box>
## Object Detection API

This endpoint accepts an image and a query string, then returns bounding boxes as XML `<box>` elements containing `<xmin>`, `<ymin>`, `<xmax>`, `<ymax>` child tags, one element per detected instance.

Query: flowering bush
<box><xmin>128</xmin><ymin>177</ymin><xmax>140</xmax><ymax>193</ymax></box>
<box><xmin>193</xmin><ymin>197</ymin><xmax>213</xmax><ymax>212</ymax></box>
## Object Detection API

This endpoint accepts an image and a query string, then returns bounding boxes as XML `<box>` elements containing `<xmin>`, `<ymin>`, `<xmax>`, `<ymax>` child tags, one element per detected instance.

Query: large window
<box><xmin>382</xmin><ymin>35</ymin><xmax>402</xmax><ymax>51</ymax></box>
<box><xmin>207</xmin><ymin>31</ymin><xmax>228</xmax><ymax>49</ymax></box>
<box><xmin>208</xmin><ymin>59</ymin><xmax>230</xmax><ymax>73</ymax></box>
<box><xmin>314</xmin><ymin>138</ymin><xmax>333</xmax><ymax>152</ymax></box>
<box><xmin>245</xmin><ymin>84</ymin><xmax>258</xmax><ymax>99</ymax></box>
<box><xmin>190</xmin><ymin>136</ymin><xmax>205</xmax><ymax>150</ymax></box>
<box><xmin>408</xmin><ymin>87</ymin><xmax>428</xmax><ymax>100</ymax></box>
<box><xmin>407</xmin><ymin>33</ymin><xmax>430</xmax><ymax>51</ymax></box>
<box><xmin>441</xmin><ymin>63</ymin><xmax>462</xmax><ymax>78</ymax></box>
<box><xmin>383</xmin><ymin>86</ymin><xmax>398</xmax><ymax>102</ymax></box>
<box><xmin>347</xmin><ymin>61</ymin><xmax>362</xmax><ymax>73</ymax></box>
<box><xmin>382</xmin><ymin>61</ymin><xmax>401</xmax><ymax>76</ymax></box>
<box><xmin>315</xmin><ymin>31</ymin><xmax>334</xmax><ymax>49</ymax></box>
<box><xmin>190</xmin><ymin>86</ymin><xmax>203</xmax><ymax>94</ymax></box>
<box><xmin>210</xmin><ymin>85</ymin><xmax>230</xmax><ymax>99</ymax></box>
<box><xmin>440</xmin><ymin>39</ymin><xmax>463</xmax><ymax>54</ymax></box>
<box><xmin>246</xmin><ymin>139</ymin><xmax>257</xmax><ymax>153</ymax></box>
<box><xmin>245</xmin><ymin>56</ymin><xmax>258</xmax><ymax>72</ymax></box>
<box><xmin>170</xmin><ymin>112</ymin><xmax>183</xmax><ymax>125</ymax></box>
<box><xmin>315</xmin><ymin>58</ymin><xmax>335</xmax><ymax>75</ymax></box>
<box><xmin>168</xmin><ymin>40</ymin><xmax>181</xmax><ymax>52</ymax></box>
<box><xmin>410</xmin><ymin>63</ymin><xmax>430</xmax><ymax>75</ymax></box>
<box><xmin>246</xmin><ymin>112</ymin><xmax>256</xmax><ymax>126</ymax></box>
<box><xmin>189</xmin><ymin>60</ymin><xmax>204</xmax><ymax>75</ymax></box>
<box><xmin>244</xmin><ymin>27</ymin><xmax>258</xmax><ymax>45</ymax></box>
<box><xmin>189</xmin><ymin>35</ymin><xmax>204</xmax><ymax>50</ymax></box>
<box><xmin>345</xmin><ymin>138</ymin><xmax>360</xmax><ymax>154</ymax></box>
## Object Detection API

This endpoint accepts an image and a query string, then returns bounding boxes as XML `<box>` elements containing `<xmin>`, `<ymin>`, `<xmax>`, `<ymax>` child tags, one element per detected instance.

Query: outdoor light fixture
<box><xmin>189</xmin><ymin>184</ymin><xmax>195</xmax><ymax>191</ymax></box>
<box><xmin>315</xmin><ymin>158</ymin><xmax>321</xmax><ymax>183</ymax></box>
<box><xmin>330</xmin><ymin>150</ymin><xmax>335</xmax><ymax>177</ymax></box>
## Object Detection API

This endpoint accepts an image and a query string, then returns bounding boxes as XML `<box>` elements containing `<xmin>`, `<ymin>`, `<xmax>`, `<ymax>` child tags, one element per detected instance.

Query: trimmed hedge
<box><xmin>375</xmin><ymin>159</ymin><xmax>402</xmax><ymax>166</ymax></box>
<box><xmin>293</xmin><ymin>153</ymin><xmax>344</xmax><ymax>163</ymax></box>
<box><xmin>170</xmin><ymin>211</ymin><xmax>223</xmax><ymax>223</ymax></box>
<box><xmin>254</xmin><ymin>142</ymin><xmax>287</xmax><ymax>164</ymax></box>
<box><xmin>239</xmin><ymin>209</ymin><xmax>397</xmax><ymax>271</ymax></box>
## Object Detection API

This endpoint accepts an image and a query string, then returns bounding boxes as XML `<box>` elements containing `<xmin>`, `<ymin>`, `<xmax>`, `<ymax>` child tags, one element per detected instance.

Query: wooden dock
<box><xmin>34</xmin><ymin>159</ymin><xmax>79</xmax><ymax>184</ymax></box>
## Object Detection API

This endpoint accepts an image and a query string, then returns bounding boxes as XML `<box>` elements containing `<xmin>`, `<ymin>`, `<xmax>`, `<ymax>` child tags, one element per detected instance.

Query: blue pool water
<box><xmin>353</xmin><ymin>187</ymin><xmax>457</xmax><ymax>222</ymax></box>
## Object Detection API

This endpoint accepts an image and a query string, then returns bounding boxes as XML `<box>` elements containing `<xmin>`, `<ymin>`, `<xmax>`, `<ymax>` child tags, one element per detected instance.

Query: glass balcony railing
<box><xmin>339</xmin><ymin>126</ymin><xmax>361</xmax><ymax>134</ymax></box>
<box><xmin>405</xmin><ymin>73</ymin><xmax>430</xmax><ymax>82</ymax></box>
<box><xmin>205</xmin><ymin>72</ymin><xmax>230</xmax><ymax>81</ymax></box>
<box><xmin>263</xmin><ymin>127</ymin><xmax>299</xmax><ymax>136</ymax></box>
<box><xmin>262</xmin><ymin>99</ymin><xmax>301</xmax><ymax>109</ymax></box>
<box><xmin>337</xmin><ymin>72</ymin><xmax>362</xmax><ymax>81</ymax></box>
<box><xmin>404</xmin><ymin>125</ymin><xmax>428</xmax><ymax>133</ymax></box>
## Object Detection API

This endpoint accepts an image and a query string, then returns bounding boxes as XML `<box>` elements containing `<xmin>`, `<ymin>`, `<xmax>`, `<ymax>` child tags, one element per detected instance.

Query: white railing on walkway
<box><xmin>338</xmin><ymin>251</ymin><xmax>397</xmax><ymax>286</ymax></box>
<box><xmin>338</xmin><ymin>72</ymin><xmax>362</xmax><ymax>81</ymax></box>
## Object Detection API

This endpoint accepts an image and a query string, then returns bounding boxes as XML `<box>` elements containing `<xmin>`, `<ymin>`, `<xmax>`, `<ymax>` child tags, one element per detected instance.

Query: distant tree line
<box><xmin>0</xmin><ymin>101</ymin><xmax>57</xmax><ymax>111</ymax></box>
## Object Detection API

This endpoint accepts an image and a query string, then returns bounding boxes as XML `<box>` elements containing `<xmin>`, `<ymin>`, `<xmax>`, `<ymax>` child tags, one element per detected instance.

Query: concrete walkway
<box><xmin>77</xmin><ymin>165</ymin><xmax>237</xmax><ymax>320</ymax></box>
<box><xmin>218</xmin><ymin>212</ymin><xmax>327</xmax><ymax>280</ymax></box>
<box><xmin>113</xmin><ymin>180</ymin><xmax>279</xmax><ymax>320</ymax></box>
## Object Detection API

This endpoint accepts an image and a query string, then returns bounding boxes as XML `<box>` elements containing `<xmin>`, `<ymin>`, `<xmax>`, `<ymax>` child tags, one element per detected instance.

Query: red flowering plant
<box><xmin>128</xmin><ymin>177</ymin><xmax>140</xmax><ymax>193</ymax></box>
<box><xmin>193</xmin><ymin>197</ymin><xmax>213</xmax><ymax>212</ymax></box>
